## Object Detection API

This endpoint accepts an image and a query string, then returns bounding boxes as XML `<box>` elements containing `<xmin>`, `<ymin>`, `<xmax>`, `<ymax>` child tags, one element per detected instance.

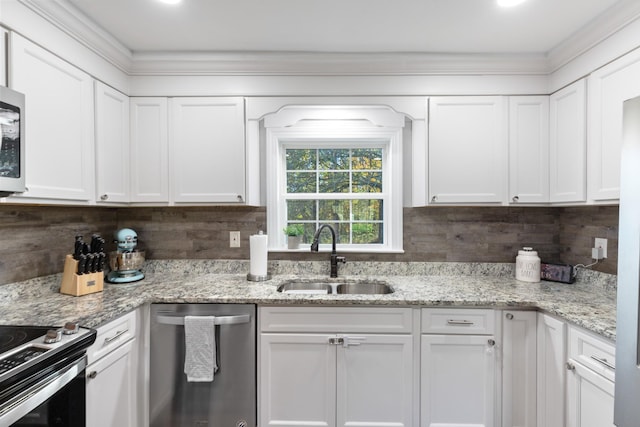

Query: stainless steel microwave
<box><xmin>0</xmin><ymin>85</ymin><xmax>25</xmax><ymax>196</ymax></box>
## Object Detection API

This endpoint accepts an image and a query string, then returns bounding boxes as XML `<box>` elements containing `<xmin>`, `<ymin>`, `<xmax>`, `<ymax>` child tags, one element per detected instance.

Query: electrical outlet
<box><xmin>230</xmin><ymin>231</ymin><xmax>241</xmax><ymax>248</ymax></box>
<box><xmin>594</xmin><ymin>238</ymin><xmax>608</xmax><ymax>259</ymax></box>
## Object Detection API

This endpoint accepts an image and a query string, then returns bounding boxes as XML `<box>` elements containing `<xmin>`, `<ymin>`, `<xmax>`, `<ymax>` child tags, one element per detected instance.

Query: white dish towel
<box><xmin>184</xmin><ymin>315</ymin><xmax>218</xmax><ymax>382</ymax></box>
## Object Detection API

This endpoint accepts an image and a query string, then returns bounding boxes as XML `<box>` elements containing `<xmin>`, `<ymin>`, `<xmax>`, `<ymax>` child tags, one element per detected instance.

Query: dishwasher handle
<box><xmin>155</xmin><ymin>313</ymin><xmax>251</xmax><ymax>326</ymax></box>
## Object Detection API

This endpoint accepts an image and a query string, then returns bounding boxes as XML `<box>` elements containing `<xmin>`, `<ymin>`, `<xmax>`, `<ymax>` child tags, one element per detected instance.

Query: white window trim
<box><xmin>264</xmin><ymin>106</ymin><xmax>405</xmax><ymax>253</ymax></box>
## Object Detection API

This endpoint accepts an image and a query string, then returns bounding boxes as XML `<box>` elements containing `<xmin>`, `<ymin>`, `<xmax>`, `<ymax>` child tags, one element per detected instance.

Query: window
<box><xmin>265</xmin><ymin>106</ymin><xmax>405</xmax><ymax>253</ymax></box>
<box><xmin>284</xmin><ymin>145</ymin><xmax>385</xmax><ymax>246</ymax></box>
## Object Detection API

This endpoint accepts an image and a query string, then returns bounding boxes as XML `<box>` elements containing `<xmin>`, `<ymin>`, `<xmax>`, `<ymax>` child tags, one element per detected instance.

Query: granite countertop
<box><xmin>0</xmin><ymin>260</ymin><xmax>618</xmax><ymax>341</ymax></box>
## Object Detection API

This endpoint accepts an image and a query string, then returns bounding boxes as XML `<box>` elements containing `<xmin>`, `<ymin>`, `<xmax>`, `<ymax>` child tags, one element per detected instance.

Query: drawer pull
<box><xmin>104</xmin><ymin>329</ymin><xmax>128</xmax><ymax>344</ymax></box>
<box><xmin>87</xmin><ymin>371</ymin><xmax>98</xmax><ymax>379</ymax></box>
<box><xmin>447</xmin><ymin>319</ymin><xmax>474</xmax><ymax>326</ymax></box>
<box><xmin>591</xmin><ymin>355</ymin><xmax>615</xmax><ymax>370</ymax></box>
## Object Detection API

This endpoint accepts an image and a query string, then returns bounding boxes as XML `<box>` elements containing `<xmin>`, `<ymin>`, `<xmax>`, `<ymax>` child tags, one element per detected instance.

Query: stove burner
<box><xmin>0</xmin><ymin>326</ymin><xmax>51</xmax><ymax>354</ymax></box>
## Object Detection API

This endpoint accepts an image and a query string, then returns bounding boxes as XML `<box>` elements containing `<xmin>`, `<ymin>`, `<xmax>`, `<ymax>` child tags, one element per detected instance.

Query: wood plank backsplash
<box><xmin>0</xmin><ymin>204</ymin><xmax>618</xmax><ymax>285</ymax></box>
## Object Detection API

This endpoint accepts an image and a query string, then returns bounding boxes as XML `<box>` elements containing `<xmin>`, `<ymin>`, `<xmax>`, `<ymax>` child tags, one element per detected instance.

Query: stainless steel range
<box><xmin>0</xmin><ymin>322</ymin><xmax>96</xmax><ymax>426</ymax></box>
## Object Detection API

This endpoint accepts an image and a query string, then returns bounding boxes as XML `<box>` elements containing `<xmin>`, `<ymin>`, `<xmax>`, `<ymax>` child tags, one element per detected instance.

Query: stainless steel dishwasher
<box><xmin>149</xmin><ymin>304</ymin><xmax>256</xmax><ymax>427</ymax></box>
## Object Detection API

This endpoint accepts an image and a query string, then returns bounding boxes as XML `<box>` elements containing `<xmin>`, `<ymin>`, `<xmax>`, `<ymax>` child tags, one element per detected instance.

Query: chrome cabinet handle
<box><xmin>328</xmin><ymin>337</ymin><xmax>344</xmax><ymax>345</ymax></box>
<box><xmin>447</xmin><ymin>319</ymin><xmax>474</xmax><ymax>326</ymax></box>
<box><xmin>591</xmin><ymin>355</ymin><xmax>615</xmax><ymax>370</ymax></box>
<box><xmin>512</xmin><ymin>196</ymin><xmax>519</xmax><ymax>203</ymax></box>
<box><xmin>505</xmin><ymin>313</ymin><xmax>514</xmax><ymax>320</ymax></box>
<box><xmin>487</xmin><ymin>339</ymin><xmax>495</xmax><ymax>347</ymax></box>
<box><xmin>104</xmin><ymin>329</ymin><xmax>128</xmax><ymax>344</ymax></box>
<box><xmin>100</xmin><ymin>194</ymin><xmax>108</xmax><ymax>201</ymax></box>
<box><xmin>566</xmin><ymin>362</ymin><xmax>576</xmax><ymax>371</ymax></box>
<box><xmin>431</xmin><ymin>195</ymin><xmax>438</xmax><ymax>203</ymax></box>
<box><xmin>87</xmin><ymin>371</ymin><xmax>98</xmax><ymax>379</ymax></box>
<box><xmin>155</xmin><ymin>314</ymin><xmax>250</xmax><ymax>326</ymax></box>
<box><xmin>237</xmin><ymin>195</ymin><xmax>243</xmax><ymax>202</ymax></box>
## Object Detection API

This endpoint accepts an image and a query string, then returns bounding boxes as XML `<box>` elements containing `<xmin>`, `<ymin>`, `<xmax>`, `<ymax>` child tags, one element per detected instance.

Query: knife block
<box><xmin>60</xmin><ymin>254</ymin><xmax>104</xmax><ymax>296</ymax></box>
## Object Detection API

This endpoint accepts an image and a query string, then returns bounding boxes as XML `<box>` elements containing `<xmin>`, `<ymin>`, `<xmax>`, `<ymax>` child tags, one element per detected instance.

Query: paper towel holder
<box><xmin>247</xmin><ymin>273</ymin><xmax>272</xmax><ymax>282</ymax></box>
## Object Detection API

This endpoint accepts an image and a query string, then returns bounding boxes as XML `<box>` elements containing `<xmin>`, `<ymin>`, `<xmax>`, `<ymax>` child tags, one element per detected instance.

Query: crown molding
<box><xmin>18</xmin><ymin>0</ymin><xmax>133</xmax><ymax>72</ymax></box>
<box><xmin>546</xmin><ymin>0</ymin><xmax>640</xmax><ymax>73</ymax></box>
<box><xmin>128</xmin><ymin>51</ymin><xmax>549</xmax><ymax>76</ymax></box>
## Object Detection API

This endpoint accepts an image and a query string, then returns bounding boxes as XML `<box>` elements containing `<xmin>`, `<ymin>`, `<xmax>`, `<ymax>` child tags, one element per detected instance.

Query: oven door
<box><xmin>0</xmin><ymin>352</ymin><xmax>86</xmax><ymax>426</ymax></box>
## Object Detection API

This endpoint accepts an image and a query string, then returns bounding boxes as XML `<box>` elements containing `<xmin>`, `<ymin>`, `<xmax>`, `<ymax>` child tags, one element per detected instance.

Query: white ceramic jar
<box><xmin>515</xmin><ymin>247</ymin><xmax>541</xmax><ymax>283</ymax></box>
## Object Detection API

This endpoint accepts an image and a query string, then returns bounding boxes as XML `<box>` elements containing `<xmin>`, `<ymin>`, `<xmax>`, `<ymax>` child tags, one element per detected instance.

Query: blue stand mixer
<box><xmin>106</xmin><ymin>228</ymin><xmax>145</xmax><ymax>284</ymax></box>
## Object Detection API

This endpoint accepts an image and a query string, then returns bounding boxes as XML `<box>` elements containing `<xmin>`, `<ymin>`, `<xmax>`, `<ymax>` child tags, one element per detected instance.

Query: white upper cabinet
<box><xmin>169</xmin><ymin>97</ymin><xmax>245</xmax><ymax>203</ymax></box>
<box><xmin>130</xmin><ymin>97</ymin><xmax>169</xmax><ymax>203</ymax></box>
<box><xmin>549</xmin><ymin>79</ymin><xmax>587</xmax><ymax>203</ymax></box>
<box><xmin>588</xmin><ymin>49</ymin><xmax>640</xmax><ymax>202</ymax></box>
<box><xmin>9</xmin><ymin>33</ymin><xmax>95</xmax><ymax>202</ymax></box>
<box><xmin>508</xmin><ymin>96</ymin><xmax>549</xmax><ymax>204</ymax></box>
<box><xmin>95</xmin><ymin>81</ymin><xmax>129</xmax><ymax>204</ymax></box>
<box><xmin>428</xmin><ymin>96</ymin><xmax>507</xmax><ymax>204</ymax></box>
<box><xmin>0</xmin><ymin>28</ymin><xmax>6</xmax><ymax>86</ymax></box>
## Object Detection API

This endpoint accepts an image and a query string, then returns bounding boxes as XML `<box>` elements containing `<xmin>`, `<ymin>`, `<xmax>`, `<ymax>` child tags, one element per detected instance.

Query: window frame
<box><xmin>265</xmin><ymin>110</ymin><xmax>404</xmax><ymax>253</ymax></box>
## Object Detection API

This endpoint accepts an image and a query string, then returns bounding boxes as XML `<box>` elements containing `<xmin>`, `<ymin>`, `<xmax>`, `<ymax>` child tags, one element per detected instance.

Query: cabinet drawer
<box><xmin>259</xmin><ymin>306</ymin><xmax>413</xmax><ymax>333</ymax></box>
<box><xmin>421</xmin><ymin>308</ymin><xmax>495</xmax><ymax>335</ymax></box>
<box><xmin>86</xmin><ymin>310</ymin><xmax>137</xmax><ymax>365</ymax></box>
<box><xmin>568</xmin><ymin>325</ymin><xmax>615</xmax><ymax>382</ymax></box>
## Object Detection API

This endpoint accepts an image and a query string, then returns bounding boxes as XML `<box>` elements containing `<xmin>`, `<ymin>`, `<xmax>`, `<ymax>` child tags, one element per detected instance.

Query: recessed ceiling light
<box><xmin>157</xmin><ymin>0</ymin><xmax>182</xmax><ymax>5</ymax></box>
<box><xmin>497</xmin><ymin>0</ymin><xmax>527</xmax><ymax>7</ymax></box>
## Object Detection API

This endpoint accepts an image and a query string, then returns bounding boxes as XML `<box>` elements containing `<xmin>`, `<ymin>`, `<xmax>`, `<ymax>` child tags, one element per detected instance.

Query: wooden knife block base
<box><xmin>60</xmin><ymin>254</ymin><xmax>104</xmax><ymax>296</ymax></box>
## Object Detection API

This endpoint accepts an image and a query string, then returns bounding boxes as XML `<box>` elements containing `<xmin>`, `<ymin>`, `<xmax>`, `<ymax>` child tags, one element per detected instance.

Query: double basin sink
<box><xmin>277</xmin><ymin>279</ymin><xmax>393</xmax><ymax>295</ymax></box>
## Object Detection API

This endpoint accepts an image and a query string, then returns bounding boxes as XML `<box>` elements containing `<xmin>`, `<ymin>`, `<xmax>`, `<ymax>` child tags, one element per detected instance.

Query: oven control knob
<box><xmin>62</xmin><ymin>322</ymin><xmax>79</xmax><ymax>335</ymax></box>
<box><xmin>44</xmin><ymin>329</ymin><xmax>62</xmax><ymax>344</ymax></box>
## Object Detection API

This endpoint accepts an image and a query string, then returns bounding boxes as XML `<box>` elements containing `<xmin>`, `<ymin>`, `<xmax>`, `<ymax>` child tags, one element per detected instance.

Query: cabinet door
<box><xmin>130</xmin><ymin>97</ymin><xmax>169</xmax><ymax>203</ymax></box>
<box><xmin>428</xmin><ymin>96</ymin><xmax>506</xmax><ymax>204</ymax></box>
<box><xmin>86</xmin><ymin>339</ymin><xmax>136</xmax><ymax>427</ymax></box>
<box><xmin>260</xmin><ymin>333</ymin><xmax>336</xmax><ymax>427</ymax></box>
<box><xmin>502</xmin><ymin>311</ymin><xmax>537</xmax><ymax>427</ymax></box>
<box><xmin>169</xmin><ymin>97</ymin><xmax>245</xmax><ymax>203</ymax></box>
<box><xmin>337</xmin><ymin>334</ymin><xmax>413</xmax><ymax>427</ymax></box>
<box><xmin>537</xmin><ymin>313</ymin><xmax>567</xmax><ymax>427</ymax></box>
<box><xmin>421</xmin><ymin>334</ymin><xmax>496</xmax><ymax>427</ymax></box>
<box><xmin>9</xmin><ymin>33</ymin><xmax>94</xmax><ymax>202</ymax></box>
<box><xmin>95</xmin><ymin>81</ymin><xmax>129</xmax><ymax>204</ymax></box>
<box><xmin>588</xmin><ymin>51</ymin><xmax>640</xmax><ymax>202</ymax></box>
<box><xmin>549</xmin><ymin>79</ymin><xmax>587</xmax><ymax>203</ymax></box>
<box><xmin>508</xmin><ymin>96</ymin><xmax>549</xmax><ymax>204</ymax></box>
<box><xmin>566</xmin><ymin>360</ymin><xmax>615</xmax><ymax>427</ymax></box>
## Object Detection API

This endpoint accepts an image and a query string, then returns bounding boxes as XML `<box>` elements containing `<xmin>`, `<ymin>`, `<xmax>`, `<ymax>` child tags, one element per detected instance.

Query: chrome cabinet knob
<box><xmin>100</xmin><ymin>194</ymin><xmax>108</xmax><ymax>201</ymax></box>
<box><xmin>431</xmin><ymin>195</ymin><xmax>438</xmax><ymax>203</ymax></box>
<box><xmin>505</xmin><ymin>313</ymin><xmax>514</xmax><ymax>320</ymax></box>
<box><xmin>88</xmin><ymin>371</ymin><xmax>98</xmax><ymax>379</ymax></box>
<box><xmin>512</xmin><ymin>196</ymin><xmax>519</xmax><ymax>202</ymax></box>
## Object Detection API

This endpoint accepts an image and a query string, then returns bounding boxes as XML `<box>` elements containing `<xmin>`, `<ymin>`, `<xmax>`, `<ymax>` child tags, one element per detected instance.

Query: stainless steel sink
<box><xmin>276</xmin><ymin>282</ymin><xmax>332</xmax><ymax>294</ymax></box>
<box><xmin>277</xmin><ymin>280</ymin><xmax>393</xmax><ymax>295</ymax></box>
<box><xmin>336</xmin><ymin>282</ymin><xmax>393</xmax><ymax>294</ymax></box>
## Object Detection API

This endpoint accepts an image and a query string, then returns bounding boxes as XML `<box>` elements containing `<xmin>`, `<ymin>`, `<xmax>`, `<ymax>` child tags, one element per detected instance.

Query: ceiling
<box><xmin>64</xmin><ymin>0</ymin><xmax>627</xmax><ymax>55</ymax></box>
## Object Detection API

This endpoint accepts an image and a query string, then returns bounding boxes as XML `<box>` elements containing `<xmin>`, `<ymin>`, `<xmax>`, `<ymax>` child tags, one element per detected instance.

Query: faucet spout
<box><xmin>311</xmin><ymin>224</ymin><xmax>346</xmax><ymax>278</ymax></box>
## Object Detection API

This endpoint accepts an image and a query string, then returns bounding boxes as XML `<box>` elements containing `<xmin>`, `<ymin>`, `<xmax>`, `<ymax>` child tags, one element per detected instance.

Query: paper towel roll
<box><xmin>249</xmin><ymin>232</ymin><xmax>268</xmax><ymax>277</ymax></box>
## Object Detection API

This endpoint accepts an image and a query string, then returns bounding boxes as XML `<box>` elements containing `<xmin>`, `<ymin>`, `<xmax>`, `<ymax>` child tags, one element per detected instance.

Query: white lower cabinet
<box><xmin>85</xmin><ymin>310</ymin><xmax>138</xmax><ymax>427</ymax></box>
<box><xmin>536</xmin><ymin>313</ymin><xmax>567</xmax><ymax>427</ymax></box>
<box><xmin>259</xmin><ymin>306</ymin><xmax>415</xmax><ymax>427</ymax></box>
<box><xmin>501</xmin><ymin>310</ymin><xmax>537</xmax><ymax>427</ymax></box>
<box><xmin>566</xmin><ymin>326</ymin><xmax>616</xmax><ymax>427</ymax></box>
<box><xmin>420</xmin><ymin>308</ymin><xmax>496</xmax><ymax>427</ymax></box>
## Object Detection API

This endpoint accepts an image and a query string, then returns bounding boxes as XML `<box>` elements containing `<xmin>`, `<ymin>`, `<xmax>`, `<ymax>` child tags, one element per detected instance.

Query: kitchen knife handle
<box><xmin>77</xmin><ymin>254</ymin><xmax>87</xmax><ymax>275</ymax></box>
<box><xmin>97</xmin><ymin>252</ymin><xmax>106</xmax><ymax>272</ymax></box>
<box><xmin>73</xmin><ymin>236</ymin><xmax>83</xmax><ymax>260</ymax></box>
<box><xmin>85</xmin><ymin>254</ymin><xmax>95</xmax><ymax>274</ymax></box>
